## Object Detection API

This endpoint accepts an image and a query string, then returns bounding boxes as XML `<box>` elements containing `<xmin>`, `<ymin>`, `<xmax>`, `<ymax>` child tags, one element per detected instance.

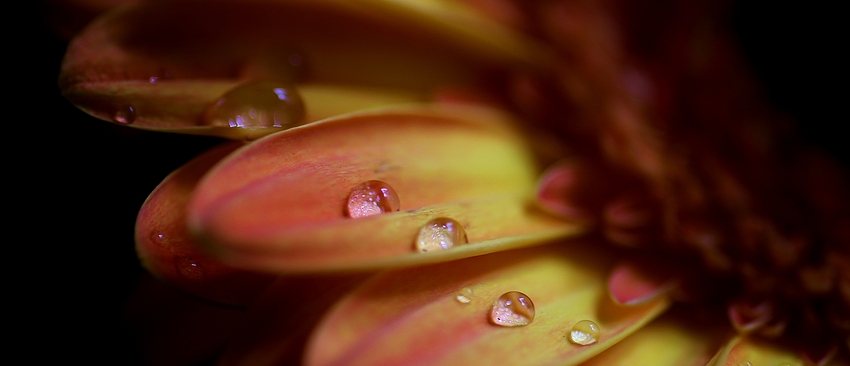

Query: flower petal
<box><xmin>304</xmin><ymin>242</ymin><xmax>669</xmax><ymax>366</ymax></box>
<box><xmin>216</xmin><ymin>274</ymin><xmax>370</xmax><ymax>366</ymax></box>
<box><xmin>707</xmin><ymin>336</ymin><xmax>805</xmax><ymax>366</ymax></box>
<box><xmin>188</xmin><ymin>105</ymin><xmax>584</xmax><ymax>272</ymax></box>
<box><xmin>125</xmin><ymin>273</ymin><xmax>247</xmax><ymax>365</ymax></box>
<box><xmin>581</xmin><ymin>309</ymin><xmax>728</xmax><ymax>365</ymax></box>
<box><xmin>608</xmin><ymin>259</ymin><xmax>678</xmax><ymax>306</ymax></box>
<box><xmin>59</xmin><ymin>0</ymin><xmax>549</xmax><ymax>139</ymax></box>
<box><xmin>135</xmin><ymin>141</ymin><xmax>276</xmax><ymax>306</ymax></box>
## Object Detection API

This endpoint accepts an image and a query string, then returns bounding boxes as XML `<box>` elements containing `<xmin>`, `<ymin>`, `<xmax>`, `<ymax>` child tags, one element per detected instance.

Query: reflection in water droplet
<box><xmin>175</xmin><ymin>257</ymin><xmax>205</xmax><ymax>280</ymax></box>
<box><xmin>346</xmin><ymin>180</ymin><xmax>400</xmax><ymax>218</ymax></box>
<box><xmin>455</xmin><ymin>287</ymin><xmax>474</xmax><ymax>304</ymax></box>
<box><xmin>569</xmin><ymin>320</ymin><xmax>600</xmax><ymax>345</ymax></box>
<box><xmin>489</xmin><ymin>291</ymin><xmax>535</xmax><ymax>327</ymax></box>
<box><xmin>150</xmin><ymin>232</ymin><xmax>173</xmax><ymax>250</ymax></box>
<box><xmin>114</xmin><ymin>105</ymin><xmax>136</xmax><ymax>124</ymax></box>
<box><xmin>203</xmin><ymin>81</ymin><xmax>305</xmax><ymax>129</ymax></box>
<box><xmin>415</xmin><ymin>218</ymin><xmax>468</xmax><ymax>252</ymax></box>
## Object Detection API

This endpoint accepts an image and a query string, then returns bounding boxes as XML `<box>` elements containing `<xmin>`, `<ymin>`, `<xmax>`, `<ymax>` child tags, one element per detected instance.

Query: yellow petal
<box><xmin>581</xmin><ymin>308</ymin><xmax>729</xmax><ymax>366</ymax></box>
<box><xmin>707</xmin><ymin>336</ymin><xmax>805</xmax><ymax>366</ymax></box>
<box><xmin>304</xmin><ymin>242</ymin><xmax>669</xmax><ymax>366</ymax></box>
<box><xmin>59</xmin><ymin>0</ymin><xmax>550</xmax><ymax>139</ymax></box>
<box><xmin>188</xmin><ymin>104</ymin><xmax>584</xmax><ymax>272</ymax></box>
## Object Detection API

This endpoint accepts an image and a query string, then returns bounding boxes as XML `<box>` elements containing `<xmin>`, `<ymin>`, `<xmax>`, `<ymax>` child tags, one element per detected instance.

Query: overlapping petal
<box><xmin>187</xmin><ymin>104</ymin><xmax>584</xmax><ymax>272</ymax></box>
<box><xmin>135</xmin><ymin>141</ymin><xmax>275</xmax><ymax>306</ymax></box>
<box><xmin>304</xmin><ymin>242</ymin><xmax>669</xmax><ymax>366</ymax></box>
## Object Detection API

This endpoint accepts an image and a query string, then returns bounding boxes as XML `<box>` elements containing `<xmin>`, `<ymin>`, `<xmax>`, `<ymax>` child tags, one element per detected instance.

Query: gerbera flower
<box><xmin>48</xmin><ymin>0</ymin><xmax>848</xmax><ymax>364</ymax></box>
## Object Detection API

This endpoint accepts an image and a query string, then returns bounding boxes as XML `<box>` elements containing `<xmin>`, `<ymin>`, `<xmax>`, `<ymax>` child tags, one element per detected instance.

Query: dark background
<box><xmin>23</xmin><ymin>0</ymin><xmax>845</xmax><ymax>364</ymax></box>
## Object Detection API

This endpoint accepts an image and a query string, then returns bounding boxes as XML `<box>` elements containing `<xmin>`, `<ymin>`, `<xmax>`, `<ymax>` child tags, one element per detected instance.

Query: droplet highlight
<box><xmin>415</xmin><ymin>218</ymin><xmax>468</xmax><ymax>252</ymax></box>
<box><xmin>346</xmin><ymin>180</ymin><xmax>400</xmax><ymax>218</ymax></box>
<box><xmin>569</xmin><ymin>320</ymin><xmax>600</xmax><ymax>345</ymax></box>
<box><xmin>114</xmin><ymin>105</ymin><xmax>136</xmax><ymax>124</ymax></box>
<box><xmin>455</xmin><ymin>287</ymin><xmax>474</xmax><ymax>304</ymax></box>
<box><xmin>175</xmin><ymin>257</ymin><xmax>205</xmax><ymax>280</ymax></box>
<box><xmin>489</xmin><ymin>291</ymin><xmax>535</xmax><ymax>327</ymax></box>
<box><xmin>203</xmin><ymin>81</ymin><xmax>305</xmax><ymax>129</ymax></box>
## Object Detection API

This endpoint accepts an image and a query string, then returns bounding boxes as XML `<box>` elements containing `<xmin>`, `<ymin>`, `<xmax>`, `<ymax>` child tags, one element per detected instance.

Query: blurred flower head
<box><xmin>53</xmin><ymin>0</ymin><xmax>849</xmax><ymax>364</ymax></box>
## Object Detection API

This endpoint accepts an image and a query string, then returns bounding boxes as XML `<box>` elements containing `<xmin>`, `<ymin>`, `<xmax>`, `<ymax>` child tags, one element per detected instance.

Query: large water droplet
<box><xmin>489</xmin><ymin>291</ymin><xmax>535</xmax><ymax>327</ymax></box>
<box><xmin>175</xmin><ymin>257</ymin><xmax>205</xmax><ymax>280</ymax></box>
<box><xmin>114</xmin><ymin>105</ymin><xmax>136</xmax><ymax>124</ymax></box>
<box><xmin>569</xmin><ymin>320</ymin><xmax>600</xmax><ymax>345</ymax></box>
<box><xmin>346</xmin><ymin>180</ymin><xmax>400</xmax><ymax>218</ymax></box>
<box><xmin>415</xmin><ymin>218</ymin><xmax>468</xmax><ymax>252</ymax></box>
<box><xmin>455</xmin><ymin>287</ymin><xmax>474</xmax><ymax>304</ymax></box>
<box><xmin>203</xmin><ymin>81</ymin><xmax>305</xmax><ymax>129</ymax></box>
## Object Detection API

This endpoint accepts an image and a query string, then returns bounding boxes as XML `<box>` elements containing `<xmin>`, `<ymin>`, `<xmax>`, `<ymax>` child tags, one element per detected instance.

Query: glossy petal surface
<box><xmin>188</xmin><ymin>105</ymin><xmax>583</xmax><ymax>272</ymax></box>
<box><xmin>304</xmin><ymin>242</ymin><xmax>669</xmax><ymax>366</ymax></box>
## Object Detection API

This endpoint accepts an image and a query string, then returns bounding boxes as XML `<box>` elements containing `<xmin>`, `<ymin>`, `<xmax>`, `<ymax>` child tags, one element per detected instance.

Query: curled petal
<box><xmin>608</xmin><ymin>260</ymin><xmax>678</xmax><ymax>306</ymax></box>
<box><xmin>135</xmin><ymin>141</ymin><xmax>276</xmax><ymax>306</ymax></box>
<box><xmin>188</xmin><ymin>105</ymin><xmax>584</xmax><ymax>272</ymax></box>
<box><xmin>305</xmin><ymin>242</ymin><xmax>669</xmax><ymax>366</ymax></box>
<box><xmin>59</xmin><ymin>0</ymin><xmax>550</xmax><ymax>139</ymax></box>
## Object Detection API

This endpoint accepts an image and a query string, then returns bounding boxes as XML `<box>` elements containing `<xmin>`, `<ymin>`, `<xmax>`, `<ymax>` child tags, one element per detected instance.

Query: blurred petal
<box><xmin>217</xmin><ymin>274</ymin><xmax>370</xmax><ymax>366</ymax></box>
<box><xmin>189</xmin><ymin>104</ymin><xmax>584</xmax><ymax>272</ymax></box>
<box><xmin>135</xmin><ymin>141</ymin><xmax>276</xmax><ymax>306</ymax></box>
<box><xmin>608</xmin><ymin>260</ymin><xmax>678</xmax><ymax>306</ymax></box>
<box><xmin>304</xmin><ymin>242</ymin><xmax>669</xmax><ymax>366</ymax></box>
<box><xmin>59</xmin><ymin>0</ymin><xmax>550</xmax><ymax>139</ymax></box>
<box><xmin>581</xmin><ymin>309</ymin><xmax>728</xmax><ymax>366</ymax></box>
<box><xmin>707</xmin><ymin>336</ymin><xmax>804</xmax><ymax>366</ymax></box>
<box><xmin>125</xmin><ymin>273</ymin><xmax>247</xmax><ymax>366</ymax></box>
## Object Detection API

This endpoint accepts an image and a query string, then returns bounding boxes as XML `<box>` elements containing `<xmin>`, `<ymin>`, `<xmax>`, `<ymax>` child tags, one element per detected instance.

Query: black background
<box><xmin>23</xmin><ymin>1</ymin><xmax>845</xmax><ymax>364</ymax></box>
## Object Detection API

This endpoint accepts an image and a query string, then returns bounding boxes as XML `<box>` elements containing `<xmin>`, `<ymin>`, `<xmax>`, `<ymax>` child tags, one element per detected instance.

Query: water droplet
<box><xmin>346</xmin><ymin>180</ymin><xmax>400</xmax><ymax>218</ymax></box>
<box><xmin>489</xmin><ymin>291</ymin><xmax>535</xmax><ymax>327</ymax></box>
<box><xmin>114</xmin><ymin>105</ymin><xmax>136</xmax><ymax>124</ymax></box>
<box><xmin>203</xmin><ymin>81</ymin><xmax>305</xmax><ymax>129</ymax></box>
<box><xmin>736</xmin><ymin>362</ymin><xmax>752</xmax><ymax>366</ymax></box>
<box><xmin>455</xmin><ymin>287</ymin><xmax>474</xmax><ymax>304</ymax></box>
<box><xmin>175</xmin><ymin>257</ymin><xmax>205</xmax><ymax>280</ymax></box>
<box><xmin>569</xmin><ymin>320</ymin><xmax>600</xmax><ymax>345</ymax></box>
<box><xmin>415</xmin><ymin>218</ymin><xmax>468</xmax><ymax>252</ymax></box>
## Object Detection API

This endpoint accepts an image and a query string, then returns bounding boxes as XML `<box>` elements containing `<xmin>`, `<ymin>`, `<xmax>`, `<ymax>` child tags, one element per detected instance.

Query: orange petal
<box><xmin>304</xmin><ymin>242</ymin><xmax>669</xmax><ymax>366</ymax></box>
<box><xmin>135</xmin><ymin>141</ymin><xmax>276</xmax><ymax>306</ymax></box>
<box><xmin>188</xmin><ymin>105</ymin><xmax>584</xmax><ymax>272</ymax></box>
<box><xmin>59</xmin><ymin>0</ymin><xmax>549</xmax><ymax>139</ymax></box>
<box><xmin>581</xmin><ymin>308</ymin><xmax>728</xmax><ymax>366</ymax></box>
<box><xmin>707</xmin><ymin>336</ymin><xmax>805</xmax><ymax>366</ymax></box>
<box><xmin>217</xmin><ymin>274</ymin><xmax>370</xmax><ymax>366</ymax></box>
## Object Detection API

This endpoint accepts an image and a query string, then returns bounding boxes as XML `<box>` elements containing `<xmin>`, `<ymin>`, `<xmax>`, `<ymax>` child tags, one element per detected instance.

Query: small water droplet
<box><xmin>114</xmin><ymin>105</ymin><xmax>136</xmax><ymax>124</ymax></box>
<box><xmin>346</xmin><ymin>180</ymin><xmax>400</xmax><ymax>218</ymax></box>
<box><xmin>736</xmin><ymin>362</ymin><xmax>752</xmax><ymax>366</ymax></box>
<box><xmin>175</xmin><ymin>257</ymin><xmax>205</xmax><ymax>280</ymax></box>
<box><xmin>489</xmin><ymin>291</ymin><xmax>535</xmax><ymax>327</ymax></box>
<box><xmin>203</xmin><ymin>81</ymin><xmax>305</xmax><ymax>129</ymax></box>
<box><xmin>415</xmin><ymin>218</ymin><xmax>467</xmax><ymax>252</ymax></box>
<box><xmin>569</xmin><ymin>320</ymin><xmax>600</xmax><ymax>345</ymax></box>
<box><xmin>455</xmin><ymin>287</ymin><xmax>474</xmax><ymax>304</ymax></box>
